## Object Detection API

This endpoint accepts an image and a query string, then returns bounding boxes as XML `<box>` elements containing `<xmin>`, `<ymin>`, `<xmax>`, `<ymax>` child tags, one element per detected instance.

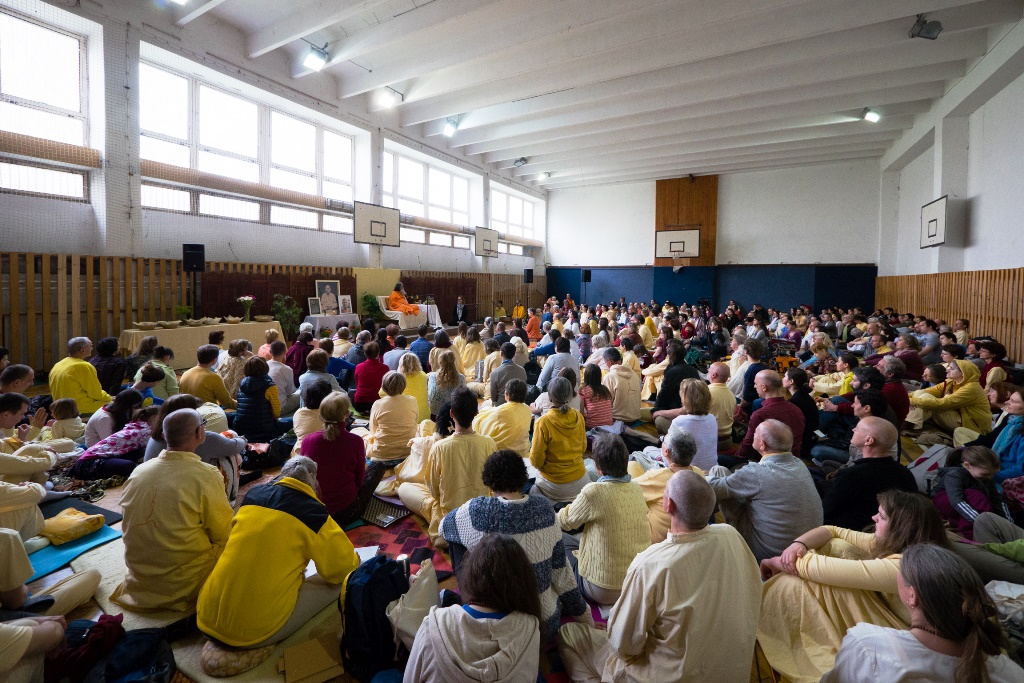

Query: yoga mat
<box><xmin>39</xmin><ymin>497</ymin><xmax>123</xmax><ymax>526</ymax></box>
<box><xmin>28</xmin><ymin>524</ymin><xmax>122</xmax><ymax>582</ymax></box>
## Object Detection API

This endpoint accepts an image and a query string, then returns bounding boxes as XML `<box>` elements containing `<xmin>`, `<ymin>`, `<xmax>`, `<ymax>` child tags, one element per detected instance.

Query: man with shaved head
<box><xmin>558</xmin><ymin>470</ymin><xmax>761</xmax><ymax>682</ymax></box>
<box><xmin>706</xmin><ymin>362</ymin><xmax>737</xmax><ymax>450</ymax></box>
<box><xmin>112</xmin><ymin>408</ymin><xmax>234</xmax><ymax>612</ymax></box>
<box><xmin>735</xmin><ymin>369</ymin><xmax>805</xmax><ymax>462</ymax></box>
<box><xmin>820</xmin><ymin>416</ymin><xmax>916</xmax><ymax>531</ymax></box>
<box><xmin>707</xmin><ymin>419</ymin><xmax>822</xmax><ymax>562</ymax></box>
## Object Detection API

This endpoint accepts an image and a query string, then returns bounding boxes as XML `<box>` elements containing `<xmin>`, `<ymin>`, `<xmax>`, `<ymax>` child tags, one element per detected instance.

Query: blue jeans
<box><xmin>810</xmin><ymin>443</ymin><xmax>850</xmax><ymax>464</ymax></box>
<box><xmin>818</xmin><ymin>396</ymin><xmax>854</xmax><ymax>430</ymax></box>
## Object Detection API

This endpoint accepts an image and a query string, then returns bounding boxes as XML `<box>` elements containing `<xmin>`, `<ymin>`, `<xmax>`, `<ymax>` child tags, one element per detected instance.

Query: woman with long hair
<box><xmin>216</xmin><ymin>339</ymin><xmax>252</xmax><ymax>398</ymax></box>
<box><xmin>404</xmin><ymin>534</ymin><xmax>542</xmax><ymax>683</ymax></box>
<box><xmin>460</xmin><ymin>327</ymin><xmax>487</xmax><ymax>381</ymax></box>
<box><xmin>427</xmin><ymin>349</ymin><xmax>466</xmax><ymax>419</ymax></box>
<box><xmin>429</xmin><ymin>329</ymin><xmax>466</xmax><ymax>377</ymax></box>
<box><xmin>578</xmin><ymin>364</ymin><xmax>613</xmax><ymax>430</ymax></box>
<box><xmin>126</xmin><ymin>335</ymin><xmax>159</xmax><ymax>378</ymax></box>
<box><xmin>397</xmin><ymin>352</ymin><xmax>430</xmax><ymax>421</ymax></box>
<box><xmin>823</xmin><ymin>543</ymin><xmax>1021</xmax><ymax>682</ymax></box>
<box><xmin>758</xmin><ymin>489</ymin><xmax>953</xmax><ymax>682</ymax></box>
<box><xmin>84</xmin><ymin>388</ymin><xmax>144</xmax><ymax>447</ymax></box>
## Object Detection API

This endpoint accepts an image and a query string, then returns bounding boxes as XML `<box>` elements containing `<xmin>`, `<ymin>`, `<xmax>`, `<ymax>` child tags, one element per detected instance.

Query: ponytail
<box><xmin>957</xmin><ymin>590</ymin><xmax>1005</xmax><ymax>683</ymax></box>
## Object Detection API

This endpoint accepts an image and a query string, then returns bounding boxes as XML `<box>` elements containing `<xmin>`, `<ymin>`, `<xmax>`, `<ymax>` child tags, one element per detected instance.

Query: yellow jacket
<box><xmin>364</xmin><ymin>394</ymin><xmax>419</xmax><ymax>461</ymax></box>
<box><xmin>530</xmin><ymin>408</ymin><xmax>587</xmax><ymax>483</ymax></box>
<box><xmin>910</xmin><ymin>360</ymin><xmax>992</xmax><ymax>434</ymax></box>
<box><xmin>426</xmin><ymin>433</ymin><xmax>496</xmax><ymax>520</ymax></box>
<box><xmin>197</xmin><ymin>477</ymin><xmax>359</xmax><ymax>647</ymax></box>
<box><xmin>460</xmin><ymin>341</ymin><xmax>487</xmax><ymax>381</ymax></box>
<box><xmin>179</xmin><ymin>366</ymin><xmax>237</xmax><ymax>409</ymax></box>
<box><xmin>473</xmin><ymin>401</ymin><xmax>532</xmax><ymax>457</ymax></box>
<box><xmin>403</xmin><ymin>371</ymin><xmax>431</xmax><ymax>422</ymax></box>
<box><xmin>48</xmin><ymin>357</ymin><xmax>112</xmax><ymax>415</ymax></box>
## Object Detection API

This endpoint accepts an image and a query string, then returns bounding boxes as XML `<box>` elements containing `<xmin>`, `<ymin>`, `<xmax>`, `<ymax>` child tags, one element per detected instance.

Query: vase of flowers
<box><xmin>238</xmin><ymin>295</ymin><xmax>254</xmax><ymax>323</ymax></box>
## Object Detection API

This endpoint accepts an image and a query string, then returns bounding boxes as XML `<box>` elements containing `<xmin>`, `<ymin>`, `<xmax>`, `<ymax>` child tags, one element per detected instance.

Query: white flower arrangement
<box><xmin>237</xmin><ymin>295</ymin><xmax>255</xmax><ymax>303</ymax></box>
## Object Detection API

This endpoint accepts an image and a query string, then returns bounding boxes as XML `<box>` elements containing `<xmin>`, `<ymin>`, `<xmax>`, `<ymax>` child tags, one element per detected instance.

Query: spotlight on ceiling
<box><xmin>379</xmin><ymin>87</ymin><xmax>403</xmax><ymax>109</ymax></box>
<box><xmin>513</xmin><ymin>157</ymin><xmax>528</xmax><ymax>167</ymax></box>
<box><xmin>910</xmin><ymin>14</ymin><xmax>943</xmax><ymax>40</ymax></box>
<box><xmin>861</xmin><ymin>108</ymin><xmax>881</xmax><ymax>123</ymax></box>
<box><xmin>442</xmin><ymin>119</ymin><xmax>458</xmax><ymax>137</ymax></box>
<box><xmin>538</xmin><ymin>172</ymin><xmax>550</xmax><ymax>181</ymax></box>
<box><xmin>303</xmin><ymin>43</ymin><xmax>328</xmax><ymax>72</ymax></box>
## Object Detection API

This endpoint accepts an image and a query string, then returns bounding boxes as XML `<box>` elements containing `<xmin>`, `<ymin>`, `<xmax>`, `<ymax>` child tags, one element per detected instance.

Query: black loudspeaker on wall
<box><xmin>182</xmin><ymin>244</ymin><xmax>206</xmax><ymax>273</ymax></box>
<box><xmin>523</xmin><ymin>268</ymin><xmax>534</xmax><ymax>284</ymax></box>
<box><xmin>582</xmin><ymin>269</ymin><xmax>592</xmax><ymax>283</ymax></box>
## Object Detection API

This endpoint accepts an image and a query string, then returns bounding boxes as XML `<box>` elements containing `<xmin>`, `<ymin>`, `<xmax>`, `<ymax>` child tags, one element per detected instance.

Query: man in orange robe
<box><xmin>388</xmin><ymin>282</ymin><xmax>420</xmax><ymax>315</ymax></box>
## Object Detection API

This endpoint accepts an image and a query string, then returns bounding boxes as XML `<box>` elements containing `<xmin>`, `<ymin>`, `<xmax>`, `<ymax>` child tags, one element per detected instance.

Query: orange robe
<box><xmin>388</xmin><ymin>291</ymin><xmax>420</xmax><ymax>315</ymax></box>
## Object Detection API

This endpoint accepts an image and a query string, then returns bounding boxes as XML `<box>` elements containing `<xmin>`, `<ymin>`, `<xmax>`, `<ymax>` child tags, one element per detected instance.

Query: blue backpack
<box><xmin>340</xmin><ymin>555</ymin><xmax>410</xmax><ymax>681</ymax></box>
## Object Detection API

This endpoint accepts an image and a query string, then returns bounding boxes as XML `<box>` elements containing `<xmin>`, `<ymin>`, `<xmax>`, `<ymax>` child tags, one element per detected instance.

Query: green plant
<box><xmin>175</xmin><ymin>304</ymin><xmax>192</xmax><ymax>321</ymax></box>
<box><xmin>271</xmin><ymin>294</ymin><xmax>303</xmax><ymax>339</ymax></box>
<box><xmin>319</xmin><ymin>326</ymin><xmax>332</xmax><ymax>338</ymax></box>
<box><xmin>361</xmin><ymin>293</ymin><xmax>385</xmax><ymax>320</ymax></box>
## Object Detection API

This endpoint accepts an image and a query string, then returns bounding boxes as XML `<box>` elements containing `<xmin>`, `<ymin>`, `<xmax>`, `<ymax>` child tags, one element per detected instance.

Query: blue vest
<box><xmin>233</xmin><ymin>374</ymin><xmax>276</xmax><ymax>439</ymax></box>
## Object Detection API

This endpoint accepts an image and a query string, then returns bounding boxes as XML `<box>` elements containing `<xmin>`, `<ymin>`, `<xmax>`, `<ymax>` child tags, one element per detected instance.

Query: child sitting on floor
<box><xmin>931</xmin><ymin>445</ymin><xmax>1013</xmax><ymax>538</ymax></box>
<box><xmin>41</xmin><ymin>398</ymin><xmax>86</xmax><ymax>442</ymax></box>
<box><xmin>69</xmin><ymin>406</ymin><xmax>160</xmax><ymax>480</ymax></box>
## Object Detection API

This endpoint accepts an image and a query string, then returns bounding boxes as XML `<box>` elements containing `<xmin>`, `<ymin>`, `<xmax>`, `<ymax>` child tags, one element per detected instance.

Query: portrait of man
<box><xmin>316</xmin><ymin>280</ymin><xmax>341</xmax><ymax>315</ymax></box>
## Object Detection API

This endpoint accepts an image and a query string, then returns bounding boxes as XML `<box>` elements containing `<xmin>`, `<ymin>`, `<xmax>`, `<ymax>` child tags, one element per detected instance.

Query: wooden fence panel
<box><xmin>876</xmin><ymin>267</ymin><xmax>1024</xmax><ymax>363</ymax></box>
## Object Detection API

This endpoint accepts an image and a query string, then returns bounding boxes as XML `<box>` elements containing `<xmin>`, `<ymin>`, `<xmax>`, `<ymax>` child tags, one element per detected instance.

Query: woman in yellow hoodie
<box><xmin>529</xmin><ymin>377</ymin><xmax>589</xmax><ymax>503</ymax></box>
<box><xmin>908</xmin><ymin>359</ymin><xmax>992</xmax><ymax>436</ymax></box>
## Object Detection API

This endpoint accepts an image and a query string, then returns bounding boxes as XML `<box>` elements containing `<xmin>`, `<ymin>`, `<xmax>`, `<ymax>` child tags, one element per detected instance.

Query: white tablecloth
<box><xmin>376</xmin><ymin>298</ymin><xmax>443</xmax><ymax>329</ymax></box>
<box><xmin>303</xmin><ymin>314</ymin><xmax>361</xmax><ymax>335</ymax></box>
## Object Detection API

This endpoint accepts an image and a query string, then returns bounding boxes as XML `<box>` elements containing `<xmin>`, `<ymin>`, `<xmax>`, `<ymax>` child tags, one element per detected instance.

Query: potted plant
<box><xmin>270</xmin><ymin>294</ymin><xmax>303</xmax><ymax>340</ymax></box>
<box><xmin>176</xmin><ymin>304</ymin><xmax>192</xmax><ymax>322</ymax></box>
<box><xmin>361</xmin><ymin>293</ymin><xmax>386</xmax><ymax>321</ymax></box>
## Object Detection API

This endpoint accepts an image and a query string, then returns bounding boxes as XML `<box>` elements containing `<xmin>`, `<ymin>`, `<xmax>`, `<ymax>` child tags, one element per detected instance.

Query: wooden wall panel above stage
<box><xmin>655</xmin><ymin>176</ymin><xmax>718</xmax><ymax>268</ymax></box>
<box><xmin>876</xmin><ymin>267</ymin><xmax>1024</xmax><ymax>363</ymax></box>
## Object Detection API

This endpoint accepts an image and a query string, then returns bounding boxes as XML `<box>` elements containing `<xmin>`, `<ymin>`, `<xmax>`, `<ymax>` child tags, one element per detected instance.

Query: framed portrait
<box><xmin>307</xmin><ymin>297</ymin><xmax>322</xmax><ymax>316</ymax></box>
<box><xmin>315</xmin><ymin>280</ymin><xmax>341</xmax><ymax>315</ymax></box>
<box><xmin>339</xmin><ymin>294</ymin><xmax>353</xmax><ymax>314</ymax></box>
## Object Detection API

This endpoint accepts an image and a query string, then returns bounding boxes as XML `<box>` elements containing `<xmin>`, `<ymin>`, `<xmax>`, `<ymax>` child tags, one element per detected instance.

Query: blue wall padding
<box><xmin>813</xmin><ymin>265</ymin><xmax>879</xmax><ymax>312</ymax></box>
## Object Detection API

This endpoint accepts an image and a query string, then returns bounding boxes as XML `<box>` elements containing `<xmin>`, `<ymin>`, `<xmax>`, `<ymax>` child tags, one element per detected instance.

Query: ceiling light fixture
<box><xmin>910</xmin><ymin>14</ymin><xmax>943</xmax><ymax>40</ymax></box>
<box><xmin>168</xmin><ymin>0</ymin><xmax>189</xmax><ymax>5</ymax></box>
<box><xmin>302</xmin><ymin>43</ymin><xmax>329</xmax><ymax>72</ymax></box>
<box><xmin>513</xmin><ymin>157</ymin><xmax>528</xmax><ymax>167</ymax></box>
<box><xmin>861</xmin><ymin>108</ymin><xmax>881</xmax><ymax>123</ymax></box>
<box><xmin>442</xmin><ymin>118</ymin><xmax>458</xmax><ymax>137</ymax></box>
<box><xmin>379</xmin><ymin>86</ymin><xmax>403</xmax><ymax>109</ymax></box>
<box><xmin>538</xmin><ymin>172</ymin><xmax>550</xmax><ymax>180</ymax></box>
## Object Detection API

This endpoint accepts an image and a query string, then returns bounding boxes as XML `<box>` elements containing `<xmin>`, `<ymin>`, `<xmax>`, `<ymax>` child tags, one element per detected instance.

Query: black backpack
<box><xmin>340</xmin><ymin>555</ymin><xmax>410</xmax><ymax>682</ymax></box>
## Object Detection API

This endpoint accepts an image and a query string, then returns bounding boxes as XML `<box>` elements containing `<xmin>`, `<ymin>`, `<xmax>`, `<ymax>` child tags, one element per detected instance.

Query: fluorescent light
<box><xmin>168</xmin><ymin>0</ymin><xmax>189</xmax><ymax>5</ymax></box>
<box><xmin>538</xmin><ymin>172</ymin><xmax>550</xmax><ymax>180</ymax></box>
<box><xmin>862</xmin><ymin>108</ymin><xmax>880</xmax><ymax>123</ymax></box>
<box><xmin>442</xmin><ymin>119</ymin><xmax>457</xmax><ymax>137</ymax></box>
<box><xmin>303</xmin><ymin>45</ymin><xmax>328</xmax><ymax>72</ymax></box>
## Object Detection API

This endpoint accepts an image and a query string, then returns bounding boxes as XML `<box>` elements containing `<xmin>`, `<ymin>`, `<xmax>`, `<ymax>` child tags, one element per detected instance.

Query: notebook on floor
<box><xmin>361</xmin><ymin>495</ymin><xmax>412</xmax><ymax>528</ymax></box>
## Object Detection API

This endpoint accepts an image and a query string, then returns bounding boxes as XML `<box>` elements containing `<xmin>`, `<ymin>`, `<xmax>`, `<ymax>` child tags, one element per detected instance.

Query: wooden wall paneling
<box><xmin>135</xmin><ymin>258</ymin><xmax>144</xmax><ymax>324</ymax></box>
<box><xmin>70</xmin><ymin>255</ymin><xmax>81</xmax><ymax>339</ymax></box>
<box><xmin>111</xmin><ymin>258</ymin><xmax>121</xmax><ymax>339</ymax></box>
<box><xmin>654</xmin><ymin>176</ymin><xmax>718</xmax><ymax>267</ymax></box>
<box><xmin>9</xmin><ymin>255</ymin><xmax>21</xmax><ymax>367</ymax></box>
<box><xmin>25</xmin><ymin>255</ymin><xmax>36</xmax><ymax>370</ymax></box>
<box><xmin>57</xmin><ymin>255</ymin><xmax>68</xmax><ymax>352</ymax></box>
<box><xmin>41</xmin><ymin>256</ymin><xmax>53</xmax><ymax>369</ymax></box>
<box><xmin>85</xmin><ymin>256</ymin><xmax>95</xmax><ymax>341</ymax></box>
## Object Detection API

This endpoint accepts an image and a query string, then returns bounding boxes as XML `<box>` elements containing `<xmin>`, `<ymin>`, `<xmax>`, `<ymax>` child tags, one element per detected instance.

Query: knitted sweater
<box><xmin>441</xmin><ymin>494</ymin><xmax>587</xmax><ymax>640</ymax></box>
<box><xmin>557</xmin><ymin>480</ymin><xmax>650</xmax><ymax>590</ymax></box>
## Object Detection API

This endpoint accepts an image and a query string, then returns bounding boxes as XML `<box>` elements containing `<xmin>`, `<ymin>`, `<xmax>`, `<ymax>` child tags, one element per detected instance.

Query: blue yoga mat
<box><xmin>28</xmin><ymin>525</ymin><xmax>122</xmax><ymax>583</ymax></box>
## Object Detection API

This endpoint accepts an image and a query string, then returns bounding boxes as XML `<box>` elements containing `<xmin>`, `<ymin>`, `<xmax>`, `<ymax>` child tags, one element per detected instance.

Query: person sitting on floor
<box><xmin>382</xmin><ymin>334</ymin><xmax>411</xmax><ymax>371</ymax></box>
<box><xmin>953</xmin><ymin>380</ymin><xmax>1014</xmax><ymax>448</ymax></box>
<box><xmin>648</xmin><ymin>341</ymin><xmax>699</xmax><ymax>431</ymax></box>
<box><xmin>811</xmin><ymin>390</ymin><xmax>892</xmax><ymax>468</ymax></box>
<box><xmin>179</xmin><ymin>344</ymin><xmax>237</xmax><ymax>410</ymax></box>
<box><xmin>126</xmin><ymin>334</ymin><xmax>159</xmax><ymax>379</ymax></box>
<box><xmin>215</xmin><ymin>339</ymin><xmax>252</xmax><ymax>399</ymax></box>
<box><xmin>197</xmin><ymin>456</ymin><xmax>361</xmax><ymax>677</ymax></box>
<box><xmin>488</xmin><ymin>343</ymin><xmax>527</xmax><ymax>407</ymax></box>
<box><xmin>352</xmin><ymin>341</ymin><xmax>388</xmax><ymax>415</ymax></box>
<box><xmin>397</xmin><ymin>387</ymin><xmax>496</xmax><ymax>546</ymax></box>
<box><xmin>632</xmin><ymin>428</ymin><xmax>704</xmax><ymax>543</ymax></box>
<box><xmin>89</xmin><ymin>336</ymin><xmax>127</xmax><ymax>396</ymax></box>
<box><xmin>256</xmin><ymin>329</ymin><xmax>280</xmax><ymax>361</ymax></box>
<box><xmin>461</xmin><ymin>328</ymin><xmax>487</xmax><ymax>381</ymax></box>
<box><xmin>931</xmin><ymin>446</ymin><xmax>1013</xmax><ymax>539</ymax></box>
<box><xmin>785</xmin><ymin>367</ymin><xmax>820</xmax><ymax>457</ymax></box>
<box><xmin>558</xmin><ymin>433</ymin><xmax>650</xmax><ymax>607</ymax></box>
<box><xmin>331</xmin><ymin>326</ymin><xmax>354</xmax><ymax>359</ymax></box>
<box><xmin>69</xmin><ymin>406</ymin><xmax>160</xmax><ymax>480</ymax></box>
<box><xmin>361</xmin><ymin>371</ymin><xmax>418</xmax><ymax>463</ymax></box>
<box><xmin>440</xmin><ymin>450</ymin><xmax>590</xmax><ymax>641</ymax></box>
<box><xmin>232</xmin><ymin>356</ymin><xmax>283</xmax><ymax>443</ymax></box>
<box><xmin>319</xmin><ymin>339</ymin><xmax>354</xmax><ymax>387</ymax></box>
<box><xmin>529</xmin><ymin>377</ymin><xmax>588</xmax><ymax>503</ymax></box>
<box><xmin>658</xmin><ymin>379</ymin><xmax>719</xmax><ymax>472</ymax></box>
<box><xmin>822</xmin><ymin>543</ymin><xmax>1023</xmax><ymax>683</ymax></box>
<box><xmin>736</xmin><ymin>370</ymin><xmax>806</xmax><ymax>461</ymax></box>
<box><xmin>811</xmin><ymin>352</ymin><xmax>858</xmax><ymax>397</ymax></box>
<box><xmin>284</xmin><ymin>332</ymin><xmax>316</xmax><ymax>380</ymax></box>
<box><xmin>395</xmin><ymin>352</ymin><xmax>430</xmax><ymax>423</ymax></box>
<box><xmin>85</xmin><ymin>388</ymin><xmax>144</xmax><ymax>448</ymax></box>
<box><xmin>144</xmin><ymin>394</ymin><xmax>246</xmax><ymax>501</ymax></box>
<box><xmin>267</xmin><ymin>340</ymin><xmax>299</xmax><ymax>416</ymax></box>
<box><xmin>707</xmin><ymin>420</ymin><xmax>822</xmax><ymax>563</ymax></box>
<box><xmin>112</xmin><ymin>408</ymin><xmax>234</xmax><ymax>613</ymax></box>
<box><xmin>907</xmin><ymin>359</ymin><xmax>992</xmax><ymax>437</ymax></box>
<box><xmin>404</xmin><ymin>534</ymin><xmax>542</xmax><ymax>683</ymax></box>
<box><xmin>38</xmin><ymin>398</ymin><xmax>84</xmax><ymax>442</ymax></box>
<box><xmin>472</xmin><ymin>379</ymin><xmax>533</xmax><ymax>458</ymax></box>
<box><xmin>345</xmin><ymin>330</ymin><xmax>370</xmax><ymax>371</ymax></box>
<box><xmin>601</xmin><ymin>348</ymin><xmax>641</xmax><ymax>424</ymax></box>
<box><xmin>578</xmin><ymin>363</ymin><xmax>614</xmax><ymax>430</ymax></box>
<box><xmin>426</xmin><ymin>349</ymin><xmax>466</xmax><ymax>419</ymax></box>
<box><xmin>0</xmin><ymin>476</ymin><xmax>46</xmax><ymax>544</ymax></box>
<box><xmin>409</xmin><ymin>324</ymin><xmax>434</xmax><ymax>371</ymax></box>
<box><xmin>297</xmin><ymin>349</ymin><xmax>342</xmax><ymax>405</ymax></box>
<box><xmin>757</xmin><ymin>489</ymin><xmax>951</xmax><ymax>682</ymax></box>
<box><xmin>48</xmin><ymin>337</ymin><xmax>113</xmax><ymax>416</ymax></box>
<box><xmin>133</xmin><ymin>362</ymin><xmax>167</xmax><ymax>408</ymax></box>
<box><xmin>559</xmin><ymin>470</ymin><xmax>762</xmax><ymax>683</ymax></box>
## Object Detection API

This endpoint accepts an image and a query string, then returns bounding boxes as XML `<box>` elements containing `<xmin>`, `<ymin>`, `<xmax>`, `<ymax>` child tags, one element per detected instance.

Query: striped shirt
<box><xmin>578</xmin><ymin>385</ymin><xmax>613</xmax><ymax>430</ymax></box>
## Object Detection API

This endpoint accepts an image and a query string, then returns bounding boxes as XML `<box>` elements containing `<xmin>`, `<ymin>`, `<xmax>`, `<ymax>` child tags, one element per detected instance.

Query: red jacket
<box><xmin>353</xmin><ymin>358</ymin><xmax>388</xmax><ymax>405</ymax></box>
<box><xmin>285</xmin><ymin>342</ymin><xmax>314</xmax><ymax>379</ymax></box>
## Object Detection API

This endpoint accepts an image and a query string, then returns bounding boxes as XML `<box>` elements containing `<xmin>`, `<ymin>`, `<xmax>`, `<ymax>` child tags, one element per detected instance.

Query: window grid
<box><xmin>490</xmin><ymin>188</ymin><xmax>535</xmax><ymax>240</ymax></box>
<box><xmin>0</xmin><ymin>158</ymin><xmax>89</xmax><ymax>202</ymax></box>
<box><xmin>383</xmin><ymin>150</ymin><xmax>470</xmax><ymax>228</ymax></box>
<box><xmin>139</xmin><ymin>61</ymin><xmax>354</xmax><ymax>201</ymax></box>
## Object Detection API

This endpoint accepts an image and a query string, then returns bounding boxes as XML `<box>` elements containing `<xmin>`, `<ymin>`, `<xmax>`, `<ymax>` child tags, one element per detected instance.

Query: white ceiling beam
<box><xmin>540</xmin><ymin>151</ymin><xmax>886</xmax><ymax>189</ymax></box>
<box><xmin>450</xmin><ymin>65</ymin><xmax>956</xmax><ymax>149</ymax></box>
<box><xmin>337</xmin><ymin>0</ymin><xmax>671</xmax><ymax>97</ymax></box>
<box><xmin>469</xmin><ymin>99</ymin><xmax>936</xmax><ymax>160</ymax></box>
<box><xmin>176</xmin><ymin>0</ymin><xmax>231</xmax><ymax>26</ymax></box>
<box><xmin>247</xmin><ymin>0</ymin><xmax>392</xmax><ymax>59</ymax></box>
<box><xmin>392</xmin><ymin>0</ymin><xmax>986</xmax><ymax>111</ymax></box>
<box><xmin>522</xmin><ymin>135</ymin><xmax>901</xmax><ymax>180</ymax></box>
<box><xmin>401</xmin><ymin>3</ymin><xmax>1009</xmax><ymax>125</ymax></box>
<box><xmin>501</xmin><ymin>117</ymin><xmax>916</xmax><ymax>171</ymax></box>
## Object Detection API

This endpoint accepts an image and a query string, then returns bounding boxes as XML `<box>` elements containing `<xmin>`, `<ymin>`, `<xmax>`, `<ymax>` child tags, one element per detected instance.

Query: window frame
<box><xmin>0</xmin><ymin>157</ymin><xmax>89</xmax><ymax>203</ymax></box>
<box><xmin>490</xmin><ymin>186</ymin><xmax>536</xmax><ymax>240</ymax></box>
<box><xmin>383</xmin><ymin>149</ymin><xmax>471</xmax><ymax>227</ymax></box>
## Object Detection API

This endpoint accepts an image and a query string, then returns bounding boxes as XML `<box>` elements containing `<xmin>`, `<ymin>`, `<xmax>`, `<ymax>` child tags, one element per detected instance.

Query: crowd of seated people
<box><xmin>2</xmin><ymin>298</ymin><xmax>1024</xmax><ymax>682</ymax></box>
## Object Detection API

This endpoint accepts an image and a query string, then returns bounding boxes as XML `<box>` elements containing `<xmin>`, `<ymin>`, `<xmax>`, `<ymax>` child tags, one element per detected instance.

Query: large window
<box><xmin>383</xmin><ymin>150</ymin><xmax>469</xmax><ymax>226</ymax></box>
<box><xmin>139</xmin><ymin>62</ymin><xmax>354</xmax><ymax>202</ymax></box>
<box><xmin>490</xmin><ymin>187</ymin><xmax>536</xmax><ymax>240</ymax></box>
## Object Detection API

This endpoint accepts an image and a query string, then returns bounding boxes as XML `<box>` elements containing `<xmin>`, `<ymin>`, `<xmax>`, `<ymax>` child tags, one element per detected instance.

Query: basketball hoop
<box><xmin>671</xmin><ymin>251</ymin><xmax>685</xmax><ymax>268</ymax></box>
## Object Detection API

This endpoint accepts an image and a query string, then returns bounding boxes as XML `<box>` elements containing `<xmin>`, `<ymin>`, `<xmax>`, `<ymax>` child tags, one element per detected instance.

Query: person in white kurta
<box><xmin>558</xmin><ymin>470</ymin><xmax>761</xmax><ymax>683</ymax></box>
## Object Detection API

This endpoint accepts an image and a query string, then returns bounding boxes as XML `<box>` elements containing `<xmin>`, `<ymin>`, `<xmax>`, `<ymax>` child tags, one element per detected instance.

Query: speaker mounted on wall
<box><xmin>523</xmin><ymin>268</ymin><xmax>534</xmax><ymax>284</ymax></box>
<box><xmin>581</xmin><ymin>269</ymin><xmax>592</xmax><ymax>283</ymax></box>
<box><xmin>182</xmin><ymin>244</ymin><xmax>206</xmax><ymax>273</ymax></box>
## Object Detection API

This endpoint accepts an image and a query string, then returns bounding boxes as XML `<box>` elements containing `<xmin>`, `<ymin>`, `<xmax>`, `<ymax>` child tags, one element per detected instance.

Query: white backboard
<box><xmin>354</xmin><ymin>201</ymin><xmax>401</xmax><ymax>247</ymax></box>
<box><xmin>655</xmin><ymin>229</ymin><xmax>701</xmax><ymax>258</ymax></box>
<box><xmin>920</xmin><ymin>195</ymin><xmax>947</xmax><ymax>248</ymax></box>
<box><xmin>475</xmin><ymin>226</ymin><xmax>500</xmax><ymax>258</ymax></box>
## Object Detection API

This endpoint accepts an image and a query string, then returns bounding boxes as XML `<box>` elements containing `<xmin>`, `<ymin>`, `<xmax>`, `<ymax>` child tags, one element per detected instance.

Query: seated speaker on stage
<box><xmin>388</xmin><ymin>282</ymin><xmax>420</xmax><ymax>316</ymax></box>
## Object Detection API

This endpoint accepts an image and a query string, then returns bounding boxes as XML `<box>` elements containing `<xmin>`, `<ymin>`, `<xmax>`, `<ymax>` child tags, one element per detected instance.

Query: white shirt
<box><xmin>267</xmin><ymin>359</ymin><xmax>295</xmax><ymax>404</ymax></box>
<box><xmin>668</xmin><ymin>413</ymin><xmax>719</xmax><ymax>472</ymax></box>
<box><xmin>822</xmin><ymin>623</ymin><xmax>1023</xmax><ymax>683</ymax></box>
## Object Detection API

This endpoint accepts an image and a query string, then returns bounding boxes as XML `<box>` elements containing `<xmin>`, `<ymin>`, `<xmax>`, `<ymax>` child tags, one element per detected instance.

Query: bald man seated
<box><xmin>707</xmin><ymin>420</ymin><xmax>822</xmax><ymax>563</ymax></box>
<box><xmin>706</xmin><ymin>363</ymin><xmax>737</xmax><ymax>449</ymax></box>
<box><xmin>558</xmin><ymin>471</ymin><xmax>762</xmax><ymax>682</ymax></box>
<box><xmin>820</xmin><ymin>417</ymin><xmax>916</xmax><ymax>531</ymax></box>
<box><xmin>112</xmin><ymin>409</ymin><xmax>234</xmax><ymax>613</ymax></box>
<box><xmin>736</xmin><ymin>370</ymin><xmax>805</xmax><ymax>461</ymax></box>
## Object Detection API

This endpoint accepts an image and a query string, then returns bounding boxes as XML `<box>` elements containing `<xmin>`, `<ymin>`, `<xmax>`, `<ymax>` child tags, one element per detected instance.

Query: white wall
<box><xmin>965</xmin><ymin>69</ymin><xmax>1024</xmax><ymax>271</ymax></box>
<box><xmin>893</xmin><ymin>150</ymin><xmax>936</xmax><ymax>276</ymax></box>
<box><xmin>716</xmin><ymin>159</ymin><xmax>880</xmax><ymax>264</ymax></box>
<box><xmin>545</xmin><ymin>182</ymin><xmax>656</xmax><ymax>266</ymax></box>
